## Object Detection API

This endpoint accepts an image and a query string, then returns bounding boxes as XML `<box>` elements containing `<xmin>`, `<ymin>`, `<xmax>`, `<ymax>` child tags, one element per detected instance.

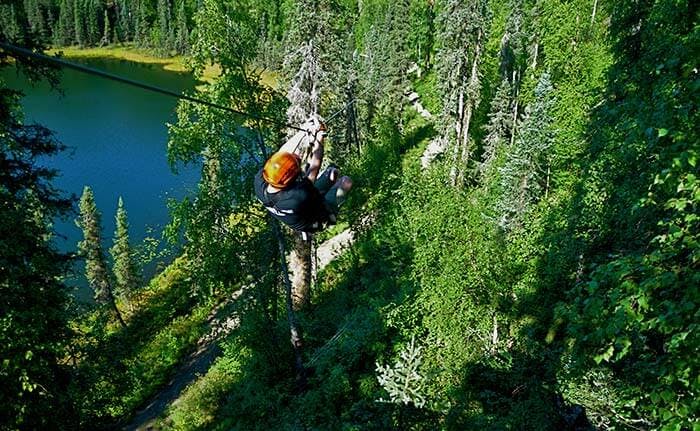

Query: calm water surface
<box><xmin>2</xmin><ymin>58</ymin><xmax>201</xmax><ymax>300</ymax></box>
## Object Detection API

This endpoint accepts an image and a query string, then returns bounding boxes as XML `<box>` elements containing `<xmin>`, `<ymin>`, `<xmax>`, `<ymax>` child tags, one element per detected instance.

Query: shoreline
<box><xmin>48</xmin><ymin>44</ymin><xmax>278</xmax><ymax>88</ymax></box>
<box><xmin>48</xmin><ymin>44</ymin><xmax>221</xmax><ymax>82</ymax></box>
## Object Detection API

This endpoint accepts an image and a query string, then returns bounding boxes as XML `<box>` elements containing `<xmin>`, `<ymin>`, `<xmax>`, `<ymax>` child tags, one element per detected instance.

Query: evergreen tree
<box><xmin>0</xmin><ymin>38</ymin><xmax>77</xmax><ymax>429</ymax></box>
<box><xmin>85</xmin><ymin>0</ymin><xmax>101</xmax><ymax>46</ymax></box>
<box><xmin>77</xmin><ymin>186</ymin><xmax>126</xmax><ymax>326</ymax></box>
<box><xmin>115</xmin><ymin>0</ymin><xmax>133</xmax><ymax>42</ymax></box>
<box><xmin>380</xmin><ymin>0</ymin><xmax>413</xmax><ymax>115</ymax></box>
<box><xmin>45</xmin><ymin>3</ymin><xmax>57</xmax><ymax>40</ymax></box>
<box><xmin>500</xmin><ymin>0</ymin><xmax>528</xmax><ymax>146</ymax></box>
<box><xmin>156</xmin><ymin>0</ymin><xmax>172</xmax><ymax>52</ymax></box>
<box><xmin>407</xmin><ymin>0</ymin><xmax>434</xmax><ymax>70</ymax></box>
<box><xmin>283</xmin><ymin>0</ymin><xmax>349</xmax><ymax>126</ymax></box>
<box><xmin>73</xmin><ymin>0</ymin><xmax>85</xmax><ymax>46</ymax></box>
<box><xmin>0</xmin><ymin>4</ymin><xmax>23</xmax><ymax>41</ymax></box>
<box><xmin>110</xmin><ymin>197</ymin><xmax>140</xmax><ymax>301</ymax></box>
<box><xmin>134</xmin><ymin>0</ymin><xmax>150</xmax><ymax>47</ymax></box>
<box><xmin>496</xmin><ymin>71</ymin><xmax>555</xmax><ymax>229</ymax></box>
<box><xmin>173</xmin><ymin>0</ymin><xmax>188</xmax><ymax>53</ymax></box>
<box><xmin>54</xmin><ymin>0</ymin><xmax>74</xmax><ymax>45</ymax></box>
<box><xmin>479</xmin><ymin>77</ymin><xmax>512</xmax><ymax>176</ymax></box>
<box><xmin>435</xmin><ymin>0</ymin><xmax>491</xmax><ymax>186</ymax></box>
<box><xmin>24</xmin><ymin>0</ymin><xmax>48</xmax><ymax>42</ymax></box>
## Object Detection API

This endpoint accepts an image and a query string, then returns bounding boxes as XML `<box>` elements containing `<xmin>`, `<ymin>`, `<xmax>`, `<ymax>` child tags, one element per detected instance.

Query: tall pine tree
<box><xmin>110</xmin><ymin>197</ymin><xmax>140</xmax><ymax>302</ymax></box>
<box><xmin>73</xmin><ymin>1</ymin><xmax>85</xmax><ymax>46</ymax></box>
<box><xmin>77</xmin><ymin>186</ymin><xmax>126</xmax><ymax>326</ymax></box>
<box><xmin>496</xmin><ymin>71</ymin><xmax>555</xmax><ymax>229</ymax></box>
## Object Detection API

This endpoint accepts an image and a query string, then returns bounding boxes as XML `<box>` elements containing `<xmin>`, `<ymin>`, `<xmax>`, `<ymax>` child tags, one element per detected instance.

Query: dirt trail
<box><xmin>122</xmin><ymin>289</ymin><xmax>243</xmax><ymax>431</ymax></box>
<box><xmin>123</xmin><ymin>229</ymin><xmax>356</xmax><ymax>430</ymax></box>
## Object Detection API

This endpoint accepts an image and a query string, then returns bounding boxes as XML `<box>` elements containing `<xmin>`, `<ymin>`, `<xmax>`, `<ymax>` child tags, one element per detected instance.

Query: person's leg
<box><xmin>324</xmin><ymin>175</ymin><xmax>353</xmax><ymax>213</ymax></box>
<box><xmin>313</xmin><ymin>164</ymin><xmax>339</xmax><ymax>195</ymax></box>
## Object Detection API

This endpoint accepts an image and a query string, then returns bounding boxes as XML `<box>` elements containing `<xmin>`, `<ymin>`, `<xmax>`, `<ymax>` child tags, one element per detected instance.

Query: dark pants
<box><xmin>313</xmin><ymin>164</ymin><xmax>346</xmax><ymax>214</ymax></box>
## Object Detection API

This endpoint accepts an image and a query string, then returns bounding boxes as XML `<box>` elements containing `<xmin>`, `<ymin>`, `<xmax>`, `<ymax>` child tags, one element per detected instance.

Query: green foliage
<box><xmin>376</xmin><ymin>336</ymin><xmax>427</xmax><ymax>408</ymax></box>
<box><xmin>110</xmin><ymin>196</ymin><xmax>141</xmax><ymax>300</ymax></box>
<box><xmin>68</xmin><ymin>257</ymin><xmax>209</xmax><ymax>426</ymax></box>
<box><xmin>77</xmin><ymin>186</ymin><xmax>113</xmax><ymax>304</ymax></box>
<box><xmin>163</xmin><ymin>343</ymin><xmax>249</xmax><ymax>430</ymax></box>
<box><xmin>547</xmin><ymin>1</ymin><xmax>700</xmax><ymax>428</ymax></box>
<box><xmin>6</xmin><ymin>0</ymin><xmax>699</xmax><ymax>429</ymax></box>
<box><xmin>496</xmin><ymin>71</ymin><xmax>556</xmax><ymax>229</ymax></box>
<box><xmin>0</xmin><ymin>49</ymin><xmax>76</xmax><ymax>428</ymax></box>
<box><xmin>167</xmin><ymin>0</ymin><xmax>287</xmax><ymax>302</ymax></box>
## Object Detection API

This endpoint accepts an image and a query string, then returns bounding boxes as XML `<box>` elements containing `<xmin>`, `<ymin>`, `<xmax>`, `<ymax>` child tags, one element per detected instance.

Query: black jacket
<box><xmin>254</xmin><ymin>168</ymin><xmax>330</xmax><ymax>232</ymax></box>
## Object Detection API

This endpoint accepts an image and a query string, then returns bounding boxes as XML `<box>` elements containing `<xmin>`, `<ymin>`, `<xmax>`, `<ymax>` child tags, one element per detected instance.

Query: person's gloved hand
<box><xmin>303</xmin><ymin>115</ymin><xmax>327</xmax><ymax>139</ymax></box>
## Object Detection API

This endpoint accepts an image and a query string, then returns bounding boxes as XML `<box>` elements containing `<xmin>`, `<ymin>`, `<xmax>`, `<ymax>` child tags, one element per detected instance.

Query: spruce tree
<box><xmin>77</xmin><ymin>186</ymin><xmax>126</xmax><ymax>326</ymax></box>
<box><xmin>156</xmin><ymin>0</ymin><xmax>172</xmax><ymax>52</ymax></box>
<box><xmin>116</xmin><ymin>0</ymin><xmax>132</xmax><ymax>42</ymax></box>
<box><xmin>407</xmin><ymin>0</ymin><xmax>434</xmax><ymax>70</ymax></box>
<box><xmin>110</xmin><ymin>197</ymin><xmax>140</xmax><ymax>302</ymax></box>
<box><xmin>134</xmin><ymin>0</ymin><xmax>150</xmax><ymax>47</ymax></box>
<box><xmin>283</xmin><ymin>0</ymin><xmax>348</xmax><ymax>127</ymax></box>
<box><xmin>479</xmin><ymin>77</ymin><xmax>512</xmax><ymax>176</ymax></box>
<box><xmin>0</xmin><ymin>4</ymin><xmax>22</xmax><ymax>41</ymax></box>
<box><xmin>1</xmin><ymin>40</ymin><xmax>77</xmax><ymax>428</ymax></box>
<box><xmin>73</xmin><ymin>0</ymin><xmax>85</xmax><ymax>46</ymax></box>
<box><xmin>54</xmin><ymin>0</ymin><xmax>74</xmax><ymax>45</ymax></box>
<box><xmin>173</xmin><ymin>0</ymin><xmax>188</xmax><ymax>54</ymax></box>
<box><xmin>25</xmin><ymin>0</ymin><xmax>48</xmax><ymax>42</ymax></box>
<box><xmin>496</xmin><ymin>72</ymin><xmax>555</xmax><ymax>229</ymax></box>
<box><xmin>85</xmin><ymin>0</ymin><xmax>100</xmax><ymax>46</ymax></box>
<box><xmin>500</xmin><ymin>0</ymin><xmax>528</xmax><ymax>146</ymax></box>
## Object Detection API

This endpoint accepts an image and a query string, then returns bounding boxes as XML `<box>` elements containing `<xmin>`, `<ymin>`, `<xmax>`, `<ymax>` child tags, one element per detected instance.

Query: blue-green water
<box><xmin>2</xmin><ymin>57</ymin><xmax>201</xmax><ymax>300</ymax></box>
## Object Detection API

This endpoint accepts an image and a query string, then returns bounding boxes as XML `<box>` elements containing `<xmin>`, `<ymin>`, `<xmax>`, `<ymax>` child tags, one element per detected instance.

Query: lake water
<box><xmin>2</xmin><ymin>57</ymin><xmax>201</xmax><ymax>300</ymax></box>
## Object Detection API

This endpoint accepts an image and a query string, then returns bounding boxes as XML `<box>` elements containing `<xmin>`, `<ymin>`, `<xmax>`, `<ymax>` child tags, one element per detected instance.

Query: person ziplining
<box><xmin>254</xmin><ymin>116</ymin><xmax>353</xmax><ymax>233</ymax></box>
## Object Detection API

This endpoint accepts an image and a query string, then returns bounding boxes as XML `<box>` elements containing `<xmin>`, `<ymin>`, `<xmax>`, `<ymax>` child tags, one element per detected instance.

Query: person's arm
<box><xmin>305</xmin><ymin>134</ymin><xmax>324</xmax><ymax>182</ymax></box>
<box><xmin>278</xmin><ymin>116</ymin><xmax>324</xmax><ymax>155</ymax></box>
<box><xmin>278</xmin><ymin>130</ymin><xmax>308</xmax><ymax>154</ymax></box>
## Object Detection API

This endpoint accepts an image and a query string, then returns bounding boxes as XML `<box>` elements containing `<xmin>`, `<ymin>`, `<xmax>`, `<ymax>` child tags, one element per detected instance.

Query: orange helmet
<box><xmin>263</xmin><ymin>152</ymin><xmax>301</xmax><ymax>188</ymax></box>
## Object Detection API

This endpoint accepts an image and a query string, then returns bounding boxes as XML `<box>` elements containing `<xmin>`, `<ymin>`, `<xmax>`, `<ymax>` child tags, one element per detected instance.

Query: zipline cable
<box><xmin>325</xmin><ymin>80</ymin><xmax>382</xmax><ymax>123</ymax></box>
<box><xmin>2</xmin><ymin>42</ymin><xmax>385</xmax><ymax>149</ymax></box>
<box><xmin>0</xmin><ymin>42</ymin><xmax>307</xmax><ymax>133</ymax></box>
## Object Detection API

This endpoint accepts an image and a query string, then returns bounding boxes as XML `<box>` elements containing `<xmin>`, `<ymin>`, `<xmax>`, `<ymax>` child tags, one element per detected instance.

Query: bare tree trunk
<box><xmin>107</xmin><ymin>286</ymin><xmax>126</xmax><ymax>328</ymax></box>
<box><xmin>290</xmin><ymin>232</ymin><xmax>312</xmax><ymax>311</ymax></box>
<box><xmin>531</xmin><ymin>42</ymin><xmax>539</xmax><ymax>70</ymax></box>
<box><xmin>457</xmin><ymin>30</ymin><xmax>483</xmax><ymax>186</ymax></box>
<box><xmin>510</xmin><ymin>70</ymin><xmax>520</xmax><ymax>146</ymax></box>
<box><xmin>591</xmin><ymin>0</ymin><xmax>598</xmax><ymax>25</ymax></box>
<box><xmin>449</xmin><ymin>85</ymin><xmax>465</xmax><ymax>186</ymax></box>
<box><xmin>272</xmin><ymin>222</ymin><xmax>306</xmax><ymax>385</ymax></box>
<box><xmin>458</xmin><ymin>103</ymin><xmax>473</xmax><ymax>186</ymax></box>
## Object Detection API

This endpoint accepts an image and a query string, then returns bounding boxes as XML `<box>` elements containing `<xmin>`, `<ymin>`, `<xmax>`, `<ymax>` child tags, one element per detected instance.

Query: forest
<box><xmin>0</xmin><ymin>0</ymin><xmax>698</xmax><ymax>430</ymax></box>
<box><xmin>0</xmin><ymin>0</ymin><xmax>194</xmax><ymax>54</ymax></box>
